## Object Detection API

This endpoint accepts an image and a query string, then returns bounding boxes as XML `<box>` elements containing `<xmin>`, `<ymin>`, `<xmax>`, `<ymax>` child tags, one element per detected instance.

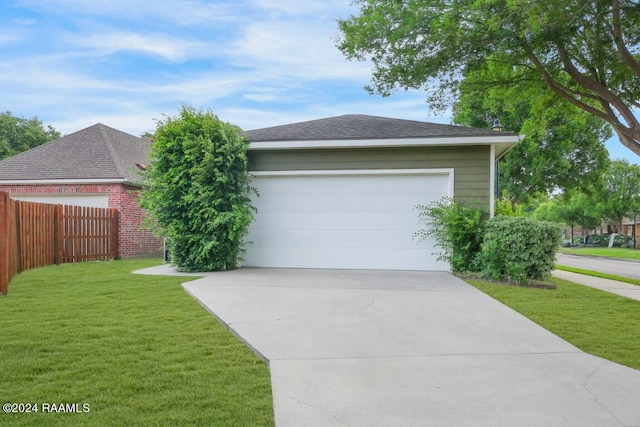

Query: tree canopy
<box><xmin>598</xmin><ymin>159</ymin><xmax>640</xmax><ymax>229</ymax></box>
<box><xmin>0</xmin><ymin>111</ymin><xmax>60</xmax><ymax>160</ymax></box>
<box><xmin>337</xmin><ymin>0</ymin><xmax>640</xmax><ymax>156</ymax></box>
<box><xmin>453</xmin><ymin>66</ymin><xmax>611</xmax><ymax>203</ymax></box>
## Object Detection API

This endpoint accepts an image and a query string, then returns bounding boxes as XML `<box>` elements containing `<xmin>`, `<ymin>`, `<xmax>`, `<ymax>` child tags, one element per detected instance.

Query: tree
<box><xmin>533</xmin><ymin>192</ymin><xmax>603</xmax><ymax>241</ymax></box>
<box><xmin>597</xmin><ymin>159</ymin><xmax>640</xmax><ymax>231</ymax></box>
<box><xmin>532</xmin><ymin>198</ymin><xmax>565</xmax><ymax>224</ymax></box>
<box><xmin>337</xmin><ymin>0</ymin><xmax>640</xmax><ymax>156</ymax></box>
<box><xmin>140</xmin><ymin>106</ymin><xmax>255</xmax><ymax>272</ymax></box>
<box><xmin>453</xmin><ymin>69</ymin><xmax>611</xmax><ymax>202</ymax></box>
<box><xmin>0</xmin><ymin>111</ymin><xmax>60</xmax><ymax>160</ymax></box>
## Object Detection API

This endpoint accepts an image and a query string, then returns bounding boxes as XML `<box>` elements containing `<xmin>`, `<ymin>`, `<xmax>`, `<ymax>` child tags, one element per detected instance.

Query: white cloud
<box><xmin>0</xmin><ymin>33</ymin><xmax>19</xmax><ymax>44</ymax></box>
<box><xmin>67</xmin><ymin>31</ymin><xmax>210</xmax><ymax>62</ymax></box>
<box><xmin>231</xmin><ymin>20</ymin><xmax>371</xmax><ymax>81</ymax></box>
<box><xmin>251</xmin><ymin>0</ymin><xmax>352</xmax><ymax>17</ymax></box>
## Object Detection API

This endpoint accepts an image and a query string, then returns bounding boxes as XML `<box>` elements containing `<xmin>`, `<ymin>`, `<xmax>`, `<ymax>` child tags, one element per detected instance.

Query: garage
<box><xmin>243</xmin><ymin>169</ymin><xmax>453</xmax><ymax>271</ymax></box>
<box><xmin>9</xmin><ymin>193</ymin><xmax>109</xmax><ymax>208</ymax></box>
<box><xmin>243</xmin><ymin>114</ymin><xmax>521</xmax><ymax>271</ymax></box>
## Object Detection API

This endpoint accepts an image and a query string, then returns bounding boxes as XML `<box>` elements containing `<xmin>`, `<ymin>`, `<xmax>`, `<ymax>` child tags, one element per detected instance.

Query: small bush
<box><xmin>415</xmin><ymin>198</ymin><xmax>487</xmax><ymax>272</ymax></box>
<box><xmin>477</xmin><ymin>217</ymin><xmax>561</xmax><ymax>284</ymax></box>
<box><xmin>587</xmin><ymin>233</ymin><xmax>635</xmax><ymax>248</ymax></box>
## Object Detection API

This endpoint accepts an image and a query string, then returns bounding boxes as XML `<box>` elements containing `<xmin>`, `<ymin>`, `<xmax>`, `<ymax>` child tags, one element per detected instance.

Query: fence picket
<box><xmin>0</xmin><ymin>192</ymin><xmax>119</xmax><ymax>294</ymax></box>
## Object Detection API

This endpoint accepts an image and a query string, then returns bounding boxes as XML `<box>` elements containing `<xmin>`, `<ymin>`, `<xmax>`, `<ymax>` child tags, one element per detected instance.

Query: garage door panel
<box><xmin>244</xmin><ymin>170</ymin><xmax>452</xmax><ymax>271</ymax></box>
<box><xmin>246</xmin><ymin>246</ymin><xmax>443</xmax><ymax>270</ymax></box>
<box><xmin>247</xmin><ymin>228</ymin><xmax>434</xmax><ymax>250</ymax></box>
<box><xmin>248</xmin><ymin>211</ymin><xmax>423</xmax><ymax>231</ymax></box>
<box><xmin>256</xmin><ymin>174</ymin><xmax>449</xmax><ymax>195</ymax></box>
<box><xmin>253</xmin><ymin>193</ymin><xmax>442</xmax><ymax>214</ymax></box>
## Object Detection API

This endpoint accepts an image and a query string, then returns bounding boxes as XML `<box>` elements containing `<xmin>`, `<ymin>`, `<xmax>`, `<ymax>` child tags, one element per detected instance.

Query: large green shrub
<box><xmin>477</xmin><ymin>217</ymin><xmax>561</xmax><ymax>284</ymax></box>
<box><xmin>415</xmin><ymin>198</ymin><xmax>487</xmax><ymax>272</ymax></box>
<box><xmin>140</xmin><ymin>106</ymin><xmax>254</xmax><ymax>272</ymax></box>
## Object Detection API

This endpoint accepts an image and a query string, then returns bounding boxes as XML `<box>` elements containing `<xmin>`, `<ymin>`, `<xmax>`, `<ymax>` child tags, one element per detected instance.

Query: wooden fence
<box><xmin>0</xmin><ymin>192</ymin><xmax>119</xmax><ymax>294</ymax></box>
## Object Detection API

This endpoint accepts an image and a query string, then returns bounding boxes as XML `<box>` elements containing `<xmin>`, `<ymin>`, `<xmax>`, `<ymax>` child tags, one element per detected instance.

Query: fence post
<box><xmin>0</xmin><ymin>192</ymin><xmax>9</xmax><ymax>295</ymax></box>
<box><xmin>54</xmin><ymin>204</ymin><xmax>64</xmax><ymax>265</ymax></box>
<box><xmin>111</xmin><ymin>210</ymin><xmax>119</xmax><ymax>259</ymax></box>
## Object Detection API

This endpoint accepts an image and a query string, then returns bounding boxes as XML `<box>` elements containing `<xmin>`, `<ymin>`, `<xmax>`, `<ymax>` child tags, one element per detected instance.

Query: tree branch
<box><xmin>612</xmin><ymin>0</ymin><xmax>640</xmax><ymax>78</ymax></box>
<box><xmin>521</xmin><ymin>40</ymin><xmax>640</xmax><ymax>155</ymax></box>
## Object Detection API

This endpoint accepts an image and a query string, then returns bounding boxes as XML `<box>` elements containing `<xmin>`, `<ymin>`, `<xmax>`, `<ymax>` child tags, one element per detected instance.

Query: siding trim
<box><xmin>490</xmin><ymin>145</ymin><xmax>496</xmax><ymax>218</ymax></box>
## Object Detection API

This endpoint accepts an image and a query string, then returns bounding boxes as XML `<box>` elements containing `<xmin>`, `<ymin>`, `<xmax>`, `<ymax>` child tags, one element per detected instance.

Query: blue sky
<box><xmin>1</xmin><ymin>0</ymin><xmax>637</xmax><ymax>164</ymax></box>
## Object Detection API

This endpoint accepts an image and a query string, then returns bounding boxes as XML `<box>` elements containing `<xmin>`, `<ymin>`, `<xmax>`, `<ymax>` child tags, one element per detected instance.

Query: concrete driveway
<box><xmin>176</xmin><ymin>268</ymin><xmax>640</xmax><ymax>427</ymax></box>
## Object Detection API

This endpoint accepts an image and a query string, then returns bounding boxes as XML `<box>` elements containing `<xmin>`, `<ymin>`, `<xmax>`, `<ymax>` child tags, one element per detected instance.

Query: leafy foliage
<box><xmin>337</xmin><ymin>0</ymin><xmax>640</xmax><ymax>155</ymax></box>
<box><xmin>477</xmin><ymin>217</ymin><xmax>562</xmax><ymax>285</ymax></box>
<box><xmin>453</xmin><ymin>70</ymin><xmax>611</xmax><ymax>203</ymax></box>
<box><xmin>140</xmin><ymin>106</ymin><xmax>254</xmax><ymax>272</ymax></box>
<box><xmin>0</xmin><ymin>111</ymin><xmax>60</xmax><ymax>160</ymax></box>
<box><xmin>494</xmin><ymin>195</ymin><xmax>524</xmax><ymax>217</ymax></box>
<box><xmin>533</xmin><ymin>192</ymin><xmax>602</xmax><ymax>240</ymax></box>
<box><xmin>415</xmin><ymin>198</ymin><xmax>487</xmax><ymax>272</ymax></box>
<box><xmin>598</xmin><ymin>159</ymin><xmax>640</xmax><ymax>229</ymax></box>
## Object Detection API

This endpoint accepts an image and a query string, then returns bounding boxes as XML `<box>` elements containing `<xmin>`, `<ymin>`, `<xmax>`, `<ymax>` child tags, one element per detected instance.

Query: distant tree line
<box><xmin>0</xmin><ymin>111</ymin><xmax>61</xmax><ymax>160</ymax></box>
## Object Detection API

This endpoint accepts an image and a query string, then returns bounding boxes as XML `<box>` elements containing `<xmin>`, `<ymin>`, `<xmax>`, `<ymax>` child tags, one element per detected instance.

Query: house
<box><xmin>0</xmin><ymin>123</ymin><xmax>162</xmax><ymax>257</ymax></box>
<box><xmin>621</xmin><ymin>215</ymin><xmax>639</xmax><ymax>248</ymax></box>
<box><xmin>242</xmin><ymin>114</ymin><xmax>521</xmax><ymax>271</ymax></box>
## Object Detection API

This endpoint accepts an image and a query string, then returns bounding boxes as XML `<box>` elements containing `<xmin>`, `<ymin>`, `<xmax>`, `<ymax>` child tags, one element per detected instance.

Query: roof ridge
<box><xmin>98</xmin><ymin>124</ymin><xmax>128</xmax><ymax>178</ymax></box>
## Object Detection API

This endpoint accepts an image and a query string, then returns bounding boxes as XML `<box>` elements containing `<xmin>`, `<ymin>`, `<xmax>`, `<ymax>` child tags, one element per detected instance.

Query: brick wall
<box><xmin>0</xmin><ymin>183</ymin><xmax>162</xmax><ymax>257</ymax></box>
<box><xmin>108</xmin><ymin>184</ymin><xmax>163</xmax><ymax>257</ymax></box>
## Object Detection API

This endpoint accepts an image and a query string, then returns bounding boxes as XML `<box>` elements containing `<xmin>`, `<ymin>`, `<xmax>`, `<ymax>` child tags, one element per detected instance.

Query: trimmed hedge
<box><xmin>478</xmin><ymin>216</ymin><xmax>561</xmax><ymax>284</ymax></box>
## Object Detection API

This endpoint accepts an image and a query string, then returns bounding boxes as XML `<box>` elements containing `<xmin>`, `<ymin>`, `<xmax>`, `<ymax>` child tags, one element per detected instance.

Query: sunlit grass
<box><xmin>555</xmin><ymin>265</ymin><xmax>640</xmax><ymax>286</ymax></box>
<box><xmin>0</xmin><ymin>259</ymin><xmax>274</xmax><ymax>426</ymax></box>
<box><xmin>467</xmin><ymin>277</ymin><xmax>640</xmax><ymax>371</ymax></box>
<box><xmin>559</xmin><ymin>247</ymin><xmax>640</xmax><ymax>260</ymax></box>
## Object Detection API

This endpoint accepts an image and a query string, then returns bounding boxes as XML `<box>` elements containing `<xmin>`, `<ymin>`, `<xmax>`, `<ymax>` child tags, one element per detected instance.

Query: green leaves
<box><xmin>453</xmin><ymin>66</ymin><xmax>611</xmax><ymax>203</ymax></box>
<box><xmin>478</xmin><ymin>216</ymin><xmax>561</xmax><ymax>284</ymax></box>
<box><xmin>598</xmin><ymin>159</ymin><xmax>640</xmax><ymax>228</ymax></box>
<box><xmin>416</xmin><ymin>197</ymin><xmax>561</xmax><ymax>283</ymax></box>
<box><xmin>0</xmin><ymin>111</ymin><xmax>60</xmax><ymax>160</ymax></box>
<box><xmin>338</xmin><ymin>0</ymin><xmax>640</xmax><ymax>155</ymax></box>
<box><xmin>415</xmin><ymin>198</ymin><xmax>487</xmax><ymax>272</ymax></box>
<box><xmin>140</xmin><ymin>106</ymin><xmax>254</xmax><ymax>272</ymax></box>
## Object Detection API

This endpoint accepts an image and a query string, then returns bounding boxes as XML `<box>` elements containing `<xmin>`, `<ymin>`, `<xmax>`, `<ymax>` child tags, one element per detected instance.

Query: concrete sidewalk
<box><xmin>135</xmin><ymin>266</ymin><xmax>640</xmax><ymax>427</ymax></box>
<box><xmin>553</xmin><ymin>269</ymin><xmax>640</xmax><ymax>301</ymax></box>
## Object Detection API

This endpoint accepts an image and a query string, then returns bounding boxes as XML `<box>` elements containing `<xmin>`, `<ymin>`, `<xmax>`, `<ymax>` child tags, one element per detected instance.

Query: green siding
<box><xmin>248</xmin><ymin>146</ymin><xmax>492</xmax><ymax>208</ymax></box>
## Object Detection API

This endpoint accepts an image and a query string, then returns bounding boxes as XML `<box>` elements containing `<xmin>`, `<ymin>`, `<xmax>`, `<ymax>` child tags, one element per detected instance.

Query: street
<box><xmin>556</xmin><ymin>253</ymin><xmax>640</xmax><ymax>280</ymax></box>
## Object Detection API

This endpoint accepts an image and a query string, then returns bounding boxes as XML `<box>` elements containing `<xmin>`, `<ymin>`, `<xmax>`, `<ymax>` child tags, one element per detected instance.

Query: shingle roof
<box><xmin>0</xmin><ymin>123</ymin><xmax>150</xmax><ymax>182</ymax></box>
<box><xmin>243</xmin><ymin>114</ymin><xmax>508</xmax><ymax>142</ymax></box>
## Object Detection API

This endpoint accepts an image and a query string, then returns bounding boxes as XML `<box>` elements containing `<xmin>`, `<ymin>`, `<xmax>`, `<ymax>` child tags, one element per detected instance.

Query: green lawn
<box><xmin>559</xmin><ymin>247</ymin><xmax>640</xmax><ymax>260</ymax></box>
<box><xmin>467</xmin><ymin>277</ymin><xmax>640</xmax><ymax>371</ymax></box>
<box><xmin>0</xmin><ymin>259</ymin><xmax>274</xmax><ymax>427</ymax></box>
<box><xmin>555</xmin><ymin>265</ymin><xmax>640</xmax><ymax>286</ymax></box>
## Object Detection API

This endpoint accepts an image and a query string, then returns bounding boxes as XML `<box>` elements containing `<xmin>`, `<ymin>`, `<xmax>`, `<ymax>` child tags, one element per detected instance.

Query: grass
<box><xmin>467</xmin><ymin>277</ymin><xmax>640</xmax><ymax>371</ymax></box>
<box><xmin>555</xmin><ymin>264</ymin><xmax>640</xmax><ymax>286</ymax></box>
<box><xmin>0</xmin><ymin>259</ymin><xmax>274</xmax><ymax>427</ymax></box>
<box><xmin>558</xmin><ymin>247</ymin><xmax>640</xmax><ymax>260</ymax></box>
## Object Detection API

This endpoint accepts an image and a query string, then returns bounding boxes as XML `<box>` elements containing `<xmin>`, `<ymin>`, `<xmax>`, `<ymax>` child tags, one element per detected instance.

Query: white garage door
<box><xmin>9</xmin><ymin>193</ymin><xmax>109</xmax><ymax>208</ymax></box>
<box><xmin>244</xmin><ymin>169</ymin><xmax>453</xmax><ymax>271</ymax></box>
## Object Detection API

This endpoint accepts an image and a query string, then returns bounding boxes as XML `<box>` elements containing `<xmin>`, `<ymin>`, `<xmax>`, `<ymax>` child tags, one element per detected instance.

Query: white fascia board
<box><xmin>248</xmin><ymin>134</ymin><xmax>521</xmax><ymax>151</ymax></box>
<box><xmin>0</xmin><ymin>178</ymin><xmax>130</xmax><ymax>185</ymax></box>
<box><xmin>494</xmin><ymin>134</ymin><xmax>526</xmax><ymax>159</ymax></box>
